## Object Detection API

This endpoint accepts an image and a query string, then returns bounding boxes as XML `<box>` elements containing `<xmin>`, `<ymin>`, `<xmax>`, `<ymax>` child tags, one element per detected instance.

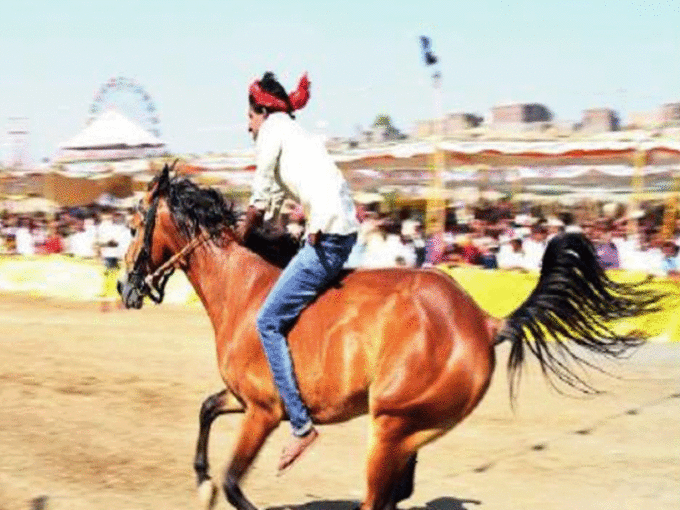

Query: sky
<box><xmin>1</xmin><ymin>0</ymin><xmax>679</xmax><ymax>164</ymax></box>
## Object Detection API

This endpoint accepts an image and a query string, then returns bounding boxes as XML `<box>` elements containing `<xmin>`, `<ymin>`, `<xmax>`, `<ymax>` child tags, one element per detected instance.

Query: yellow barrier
<box><xmin>0</xmin><ymin>256</ymin><xmax>677</xmax><ymax>341</ymax></box>
<box><xmin>0</xmin><ymin>255</ymin><xmax>199</xmax><ymax>306</ymax></box>
<box><xmin>440</xmin><ymin>266</ymin><xmax>680</xmax><ymax>343</ymax></box>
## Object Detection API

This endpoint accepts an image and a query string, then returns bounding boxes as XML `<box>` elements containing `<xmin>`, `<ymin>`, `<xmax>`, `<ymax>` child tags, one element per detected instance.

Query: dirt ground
<box><xmin>0</xmin><ymin>292</ymin><xmax>679</xmax><ymax>510</ymax></box>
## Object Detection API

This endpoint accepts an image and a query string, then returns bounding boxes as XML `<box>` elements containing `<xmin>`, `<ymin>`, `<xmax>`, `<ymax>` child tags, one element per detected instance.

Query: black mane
<box><xmin>162</xmin><ymin>177</ymin><xmax>300</xmax><ymax>268</ymax></box>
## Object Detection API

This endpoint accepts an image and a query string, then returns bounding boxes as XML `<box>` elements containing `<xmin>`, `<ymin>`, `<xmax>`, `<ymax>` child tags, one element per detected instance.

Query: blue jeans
<box><xmin>256</xmin><ymin>232</ymin><xmax>357</xmax><ymax>436</ymax></box>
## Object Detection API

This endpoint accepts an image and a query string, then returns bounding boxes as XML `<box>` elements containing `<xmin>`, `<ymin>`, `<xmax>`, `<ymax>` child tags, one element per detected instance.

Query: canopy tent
<box><xmin>52</xmin><ymin>159</ymin><xmax>152</xmax><ymax>178</ymax></box>
<box><xmin>42</xmin><ymin>172</ymin><xmax>134</xmax><ymax>207</ymax></box>
<box><xmin>188</xmin><ymin>139</ymin><xmax>680</xmax><ymax>176</ymax></box>
<box><xmin>55</xmin><ymin>109</ymin><xmax>166</xmax><ymax>163</ymax></box>
<box><xmin>332</xmin><ymin>139</ymin><xmax>680</xmax><ymax>171</ymax></box>
<box><xmin>0</xmin><ymin>196</ymin><xmax>60</xmax><ymax>214</ymax></box>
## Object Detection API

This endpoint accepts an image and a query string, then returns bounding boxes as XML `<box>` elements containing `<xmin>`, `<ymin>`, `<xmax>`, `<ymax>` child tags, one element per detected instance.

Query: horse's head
<box><xmin>118</xmin><ymin>162</ymin><xmax>239</xmax><ymax>309</ymax></box>
<box><xmin>118</xmin><ymin>163</ymin><xmax>180</xmax><ymax>309</ymax></box>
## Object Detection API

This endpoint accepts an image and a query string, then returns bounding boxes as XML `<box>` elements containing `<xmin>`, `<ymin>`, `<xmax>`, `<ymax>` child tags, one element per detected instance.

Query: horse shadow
<box><xmin>268</xmin><ymin>496</ymin><xmax>482</xmax><ymax>510</ymax></box>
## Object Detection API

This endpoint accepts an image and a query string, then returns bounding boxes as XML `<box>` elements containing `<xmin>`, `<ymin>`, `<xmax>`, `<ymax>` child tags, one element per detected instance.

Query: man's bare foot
<box><xmin>277</xmin><ymin>427</ymin><xmax>319</xmax><ymax>474</ymax></box>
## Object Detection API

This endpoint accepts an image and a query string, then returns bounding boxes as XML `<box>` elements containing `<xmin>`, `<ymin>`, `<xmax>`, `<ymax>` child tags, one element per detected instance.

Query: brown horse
<box><xmin>119</xmin><ymin>165</ymin><xmax>661</xmax><ymax>510</ymax></box>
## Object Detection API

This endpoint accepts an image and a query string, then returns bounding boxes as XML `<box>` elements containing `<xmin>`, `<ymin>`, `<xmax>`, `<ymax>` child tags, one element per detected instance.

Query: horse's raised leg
<box><xmin>194</xmin><ymin>390</ymin><xmax>245</xmax><ymax>510</ymax></box>
<box><xmin>223</xmin><ymin>406</ymin><xmax>280</xmax><ymax>510</ymax></box>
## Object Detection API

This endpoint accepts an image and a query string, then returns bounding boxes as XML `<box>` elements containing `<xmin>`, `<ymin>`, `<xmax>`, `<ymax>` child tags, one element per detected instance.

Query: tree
<box><xmin>371</xmin><ymin>114</ymin><xmax>406</xmax><ymax>141</ymax></box>
<box><xmin>372</xmin><ymin>114</ymin><xmax>394</xmax><ymax>128</ymax></box>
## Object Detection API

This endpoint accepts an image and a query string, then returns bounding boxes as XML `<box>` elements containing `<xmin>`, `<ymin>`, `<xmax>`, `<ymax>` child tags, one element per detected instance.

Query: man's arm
<box><xmin>249</xmin><ymin>120</ymin><xmax>282</xmax><ymax>212</ymax></box>
<box><xmin>236</xmin><ymin>205</ymin><xmax>264</xmax><ymax>243</ymax></box>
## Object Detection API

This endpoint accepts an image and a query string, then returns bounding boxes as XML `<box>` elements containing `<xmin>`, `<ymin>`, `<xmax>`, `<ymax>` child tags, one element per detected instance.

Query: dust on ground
<box><xmin>0</xmin><ymin>293</ymin><xmax>678</xmax><ymax>510</ymax></box>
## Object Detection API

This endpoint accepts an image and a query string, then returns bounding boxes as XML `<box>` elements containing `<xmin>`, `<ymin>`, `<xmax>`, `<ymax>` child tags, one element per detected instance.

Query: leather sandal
<box><xmin>277</xmin><ymin>427</ymin><xmax>319</xmax><ymax>474</ymax></box>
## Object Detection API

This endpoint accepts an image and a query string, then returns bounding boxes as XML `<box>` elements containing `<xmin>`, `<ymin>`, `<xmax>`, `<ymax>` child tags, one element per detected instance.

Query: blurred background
<box><xmin>1</xmin><ymin>3</ymin><xmax>680</xmax><ymax>510</ymax></box>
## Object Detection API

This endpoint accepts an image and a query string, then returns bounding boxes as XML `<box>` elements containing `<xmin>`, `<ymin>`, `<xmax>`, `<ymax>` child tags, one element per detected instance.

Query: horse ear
<box><xmin>154</xmin><ymin>163</ymin><xmax>171</xmax><ymax>197</ymax></box>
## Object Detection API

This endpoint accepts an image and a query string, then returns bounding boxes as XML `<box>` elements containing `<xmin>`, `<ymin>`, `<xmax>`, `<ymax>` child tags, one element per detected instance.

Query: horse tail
<box><xmin>494</xmin><ymin>232</ymin><xmax>664</xmax><ymax>401</ymax></box>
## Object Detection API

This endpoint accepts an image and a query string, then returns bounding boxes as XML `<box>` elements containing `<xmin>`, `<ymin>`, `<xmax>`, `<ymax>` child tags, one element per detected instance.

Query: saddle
<box><xmin>244</xmin><ymin>221</ymin><xmax>353</xmax><ymax>288</ymax></box>
<box><xmin>245</xmin><ymin>221</ymin><xmax>302</xmax><ymax>269</ymax></box>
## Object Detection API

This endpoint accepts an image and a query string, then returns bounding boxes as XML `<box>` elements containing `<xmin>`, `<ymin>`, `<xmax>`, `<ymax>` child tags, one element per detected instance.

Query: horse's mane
<box><xmin>159</xmin><ymin>176</ymin><xmax>300</xmax><ymax>268</ymax></box>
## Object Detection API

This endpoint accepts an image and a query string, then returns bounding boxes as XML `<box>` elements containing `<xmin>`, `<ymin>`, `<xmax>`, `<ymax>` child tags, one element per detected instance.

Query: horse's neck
<box><xmin>184</xmin><ymin>240</ymin><xmax>278</xmax><ymax>335</ymax></box>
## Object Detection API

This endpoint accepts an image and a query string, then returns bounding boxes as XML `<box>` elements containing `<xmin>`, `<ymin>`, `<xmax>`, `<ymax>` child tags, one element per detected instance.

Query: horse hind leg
<box><xmin>390</xmin><ymin>454</ymin><xmax>417</xmax><ymax>505</ymax></box>
<box><xmin>193</xmin><ymin>390</ymin><xmax>245</xmax><ymax>510</ymax></box>
<box><xmin>361</xmin><ymin>417</ymin><xmax>418</xmax><ymax>510</ymax></box>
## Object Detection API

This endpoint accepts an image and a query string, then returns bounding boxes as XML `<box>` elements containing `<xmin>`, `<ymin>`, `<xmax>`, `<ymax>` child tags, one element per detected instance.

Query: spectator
<box><xmin>497</xmin><ymin>236</ymin><xmax>528</xmax><ymax>271</ymax></box>
<box><xmin>596</xmin><ymin>228</ymin><xmax>620</xmax><ymax>270</ymax></box>
<box><xmin>545</xmin><ymin>216</ymin><xmax>565</xmax><ymax>240</ymax></box>
<box><xmin>661</xmin><ymin>241</ymin><xmax>680</xmax><ymax>278</ymax></box>
<box><xmin>67</xmin><ymin>219</ymin><xmax>96</xmax><ymax>258</ymax></box>
<box><xmin>478</xmin><ymin>237</ymin><xmax>499</xmax><ymax>269</ymax></box>
<box><xmin>455</xmin><ymin>235</ymin><xmax>481</xmax><ymax>265</ymax></box>
<box><xmin>523</xmin><ymin>225</ymin><xmax>548</xmax><ymax>270</ymax></box>
<box><xmin>42</xmin><ymin>222</ymin><xmax>64</xmax><ymax>254</ymax></box>
<box><xmin>425</xmin><ymin>230</ymin><xmax>446</xmax><ymax>265</ymax></box>
<box><xmin>362</xmin><ymin>218</ymin><xmax>415</xmax><ymax>268</ymax></box>
<box><xmin>15</xmin><ymin>218</ymin><xmax>35</xmax><ymax>256</ymax></box>
<box><xmin>96</xmin><ymin>211</ymin><xmax>128</xmax><ymax>312</ymax></box>
<box><xmin>411</xmin><ymin>223</ymin><xmax>427</xmax><ymax>268</ymax></box>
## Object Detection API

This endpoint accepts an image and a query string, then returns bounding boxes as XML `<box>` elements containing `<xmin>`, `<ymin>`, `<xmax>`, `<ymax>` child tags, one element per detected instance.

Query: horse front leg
<box><xmin>194</xmin><ymin>389</ymin><xmax>245</xmax><ymax>510</ymax></box>
<box><xmin>223</xmin><ymin>406</ymin><xmax>281</xmax><ymax>510</ymax></box>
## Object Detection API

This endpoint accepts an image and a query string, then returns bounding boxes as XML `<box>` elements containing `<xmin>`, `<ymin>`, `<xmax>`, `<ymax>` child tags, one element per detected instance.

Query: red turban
<box><xmin>249</xmin><ymin>73</ymin><xmax>310</xmax><ymax>112</ymax></box>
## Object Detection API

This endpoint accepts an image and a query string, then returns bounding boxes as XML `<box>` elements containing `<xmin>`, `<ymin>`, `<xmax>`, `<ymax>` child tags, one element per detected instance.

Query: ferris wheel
<box><xmin>88</xmin><ymin>76</ymin><xmax>161</xmax><ymax>137</ymax></box>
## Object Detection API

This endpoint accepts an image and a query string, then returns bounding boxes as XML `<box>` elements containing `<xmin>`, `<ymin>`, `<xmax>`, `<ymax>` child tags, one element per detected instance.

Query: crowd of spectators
<box><xmin>2</xmin><ymin>198</ymin><xmax>680</xmax><ymax>279</ymax></box>
<box><xmin>0</xmin><ymin>208</ymin><xmax>131</xmax><ymax>261</ymax></box>
<box><xmin>337</xmin><ymin>200</ymin><xmax>680</xmax><ymax>279</ymax></box>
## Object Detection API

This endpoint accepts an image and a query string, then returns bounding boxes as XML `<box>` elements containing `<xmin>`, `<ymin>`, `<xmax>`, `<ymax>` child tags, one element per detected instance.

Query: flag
<box><xmin>420</xmin><ymin>36</ymin><xmax>438</xmax><ymax>66</ymax></box>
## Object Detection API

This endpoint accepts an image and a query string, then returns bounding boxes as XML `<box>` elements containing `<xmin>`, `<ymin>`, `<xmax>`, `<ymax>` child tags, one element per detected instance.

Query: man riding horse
<box><xmin>236</xmin><ymin>71</ymin><xmax>359</xmax><ymax>472</ymax></box>
<box><xmin>118</xmin><ymin>74</ymin><xmax>663</xmax><ymax>510</ymax></box>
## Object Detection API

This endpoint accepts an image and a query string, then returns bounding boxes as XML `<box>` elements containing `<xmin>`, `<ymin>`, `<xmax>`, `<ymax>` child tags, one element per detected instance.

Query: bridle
<box><xmin>127</xmin><ymin>194</ymin><xmax>209</xmax><ymax>304</ymax></box>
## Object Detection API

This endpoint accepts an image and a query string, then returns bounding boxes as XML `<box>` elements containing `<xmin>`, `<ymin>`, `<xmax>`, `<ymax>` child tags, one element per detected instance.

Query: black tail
<box><xmin>496</xmin><ymin>233</ymin><xmax>664</xmax><ymax>400</ymax></box>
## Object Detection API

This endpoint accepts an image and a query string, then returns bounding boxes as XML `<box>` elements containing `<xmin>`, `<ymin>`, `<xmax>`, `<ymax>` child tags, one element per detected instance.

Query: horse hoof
<box><xmin>197</xmin><ymin>479</ymin><xmax>218</xmax><ymax>510</ymax></box>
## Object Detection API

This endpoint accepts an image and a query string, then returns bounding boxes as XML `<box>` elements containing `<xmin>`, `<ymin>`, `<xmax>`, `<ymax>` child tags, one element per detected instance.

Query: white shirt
<box><xmin>249</xmin><ymin>113</ymin><xmax>359</xmax><ymax>236</ymax></box>
<box><xmin>361</xmin><ymin>233</ymin><xmax>416</xmax><ymax>268</ymax></box>
<box><xmin>68</xmin><ymin>230</ymin><xmax>96</xmax><ymax>258</ymax></box>
<box><xmin>613</xmin><ymin>236</ymin><xmax>639</xmax><ymax>271</ymax></box>
<box><xmin>497</xmin><ymin>243</ymin><xmax>529</xmax><ymax>270</ymax></box>
<box><xmin>522</xmin><ymin>238</ymin><xmax>546</xmax><ymax>270</ymax></box>
<box><xmin>97</xmin><ymin>220</ymin><xmax>130</xmax><ymax>259</ymax></box>
<box><xmin>15</xmin><ymin>227</ymin><xmax>35</xmax><ymax>256</ymax></box>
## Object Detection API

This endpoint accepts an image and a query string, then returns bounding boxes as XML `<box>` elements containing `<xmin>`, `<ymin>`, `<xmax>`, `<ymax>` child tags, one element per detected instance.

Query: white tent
<box><xmin>59</xmin><ymin>109</ymin><xmax>164</xmax><ymax>149</ymax></box>
<box><xmin>55</xmin><ymin>109</ymin><xmax>166</xmax><ymax>164</ymax></box>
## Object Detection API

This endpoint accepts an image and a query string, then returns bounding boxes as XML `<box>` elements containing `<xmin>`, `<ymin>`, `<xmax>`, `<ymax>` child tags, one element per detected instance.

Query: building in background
<box><xmin>630</xmin><ymin>102</ymin><xmax>680</xmax><ymax>129</ymax></box>
<box><xmin>491</xmin><ymin>103</ymin><xmax>553</xmax><ymax>126</ymax></box>
<box><xmin>415</xmin><ymin>113</ymin><xmax>484</xmax><ymax>138</ymax></box>
<box><xmin>580</xmin><ymin>108</ymin><xmax>620</xmax><ymax>133</ymax></box>
<box><xmin>660</xmin><ymin>103</ymin><xmax>680</xmax><ymax>127</ymax></box>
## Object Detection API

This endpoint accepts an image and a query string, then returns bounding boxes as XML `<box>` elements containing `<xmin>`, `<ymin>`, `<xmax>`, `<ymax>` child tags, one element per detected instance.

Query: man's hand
<box><xmin>307</xmin><ymin>232</ymin><xmax>320</xmax><ymax>246</ymax></box>
<box><xmin>236</xmin><ymin>206</ymin><xmax>264</xmax><ymax>244</ymax></box>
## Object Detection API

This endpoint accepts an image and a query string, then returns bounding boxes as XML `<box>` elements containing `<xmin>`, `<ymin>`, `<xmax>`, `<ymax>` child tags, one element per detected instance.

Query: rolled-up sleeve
<box><xmin>249</xmin><ymin>121</ymin><xmax>282</xmax><ymax>211</ymax></box>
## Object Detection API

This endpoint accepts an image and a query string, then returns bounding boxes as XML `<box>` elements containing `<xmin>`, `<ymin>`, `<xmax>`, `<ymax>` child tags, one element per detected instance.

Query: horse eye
<box><xmin>130</xmin><ymin>228</ymin><xmax>137</xmax><ymax>236</ymax></box>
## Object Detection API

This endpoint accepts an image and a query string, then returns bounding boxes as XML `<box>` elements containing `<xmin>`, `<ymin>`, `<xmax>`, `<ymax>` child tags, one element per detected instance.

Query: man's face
<box><xmin>532</xmin><ymin>229</ymin><xmax>545</xmax><ymax>242</ymax></box>
<box><xmin>248</xmin><ymin>106</ymin><xmax>267</xmax><ymax>141</ymax></box>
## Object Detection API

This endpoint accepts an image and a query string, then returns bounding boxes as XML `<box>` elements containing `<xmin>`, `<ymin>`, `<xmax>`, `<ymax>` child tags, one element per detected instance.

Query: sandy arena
<box><xmin>0</xmin><ymin>292</ymin><xmax>679</xmax><ymax>510</ymax></box>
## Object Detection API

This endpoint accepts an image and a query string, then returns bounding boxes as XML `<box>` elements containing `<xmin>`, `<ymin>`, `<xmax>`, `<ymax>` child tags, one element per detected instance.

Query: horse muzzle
<box><xmin>118</xmin><ymin>274</ymin><xmax>145</xmax><ymax>309</ymax></box>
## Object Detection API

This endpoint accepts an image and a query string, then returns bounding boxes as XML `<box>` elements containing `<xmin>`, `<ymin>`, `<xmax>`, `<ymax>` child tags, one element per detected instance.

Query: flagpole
<box><xmin>427</xmin><ymin>71</ymin><xmax>446</xmax><ymax>235</ymax></box>
<box><xmin>419</xmin><ymin>36</ymin><xmax>445</xmax><ymax>236</ymax></box>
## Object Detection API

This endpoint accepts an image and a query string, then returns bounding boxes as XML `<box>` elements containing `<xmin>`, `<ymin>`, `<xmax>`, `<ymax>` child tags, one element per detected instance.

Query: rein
<box><xmin>143</xmin><ymin>229</ymin><xmax>211</xmax><ymax>287</ymax></box>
